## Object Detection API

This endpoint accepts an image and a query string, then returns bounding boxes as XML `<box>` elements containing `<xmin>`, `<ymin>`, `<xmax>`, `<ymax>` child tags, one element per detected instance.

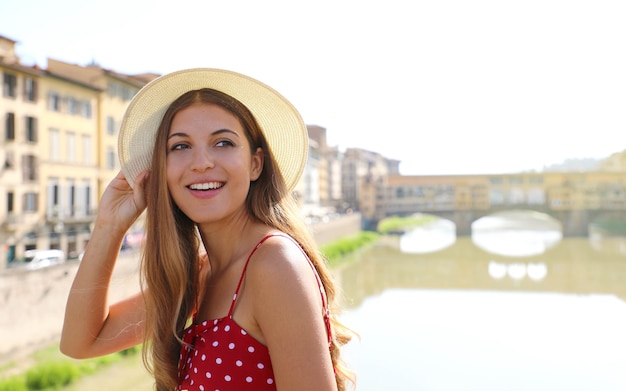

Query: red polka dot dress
<box><xmin>177</xmin><ymin>234</ymin><xmax>332</xmax><ymax>391</ymax></box>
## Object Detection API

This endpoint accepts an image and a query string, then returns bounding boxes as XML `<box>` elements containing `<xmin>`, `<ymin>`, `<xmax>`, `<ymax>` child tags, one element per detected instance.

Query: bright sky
<box><xmin>2</xmin><ymin>0</ymin><xmax>625</xmax><ymax>175</ymax></box>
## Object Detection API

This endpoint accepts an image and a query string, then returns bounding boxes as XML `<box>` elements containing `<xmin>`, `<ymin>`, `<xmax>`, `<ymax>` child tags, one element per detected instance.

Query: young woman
<box><xmin>60</xmin><ymin>69</ymin><xmax>354</xmax><ymax>391</ymax></box>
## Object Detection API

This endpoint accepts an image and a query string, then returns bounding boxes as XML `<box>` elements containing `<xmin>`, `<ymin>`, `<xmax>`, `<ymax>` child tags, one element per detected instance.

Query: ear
<box><xmin>250</xmin><ymin>147</ymin><xmax>263</xmax><ymax>181</ymax></box>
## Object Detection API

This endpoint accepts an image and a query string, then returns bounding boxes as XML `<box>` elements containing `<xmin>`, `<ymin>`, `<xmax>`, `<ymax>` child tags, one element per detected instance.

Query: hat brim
<box><xmin>118</xmin><ymin>68</ymin><xmax>308</xmax><ymax>191</ymax></box>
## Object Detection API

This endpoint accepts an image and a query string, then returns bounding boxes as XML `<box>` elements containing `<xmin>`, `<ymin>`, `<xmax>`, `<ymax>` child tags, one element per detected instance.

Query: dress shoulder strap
<box><xmin>227</xmin><ymin>234</ymin><xmax>277</xmax><ymax>317</ymax></box>
<box><xmin>226</xmin><ymin>234</ymin><xmax>333</xmax><ymax>347</ymax></box>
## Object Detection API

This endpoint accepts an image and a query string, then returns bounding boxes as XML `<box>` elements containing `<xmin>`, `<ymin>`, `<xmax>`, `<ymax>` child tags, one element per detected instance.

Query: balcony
<box><xmin>45</xmin><ymin>207</ymin><xmax>97</xmax><ymax>224</ymax></box>
<box><xmin>1</xmin><ymin>214</ymin><xmax>25</xmax><ymax>231</ymax></box>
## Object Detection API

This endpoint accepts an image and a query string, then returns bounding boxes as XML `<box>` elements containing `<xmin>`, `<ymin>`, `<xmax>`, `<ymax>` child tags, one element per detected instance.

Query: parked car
<box><xmin>22</xmin><ymin>249</ymin><xmax>66</xmax><ymax>270</ymax></box>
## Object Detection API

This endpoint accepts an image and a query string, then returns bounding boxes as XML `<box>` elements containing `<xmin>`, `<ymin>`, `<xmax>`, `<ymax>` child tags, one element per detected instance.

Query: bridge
<box><xmin>370</xmin><ymin>171</ymin><xmax>626</xmax><ymax>236</ymax></box>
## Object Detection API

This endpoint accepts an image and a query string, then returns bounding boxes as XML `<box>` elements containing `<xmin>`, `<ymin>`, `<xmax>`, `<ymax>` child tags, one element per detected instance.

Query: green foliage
<box><xmin>0</xmin><ymin>344</ymin><xmax>142</xmax><ymax>391</ymax></box>
<box><xmin>321</xmin><ymin>231</ymin><xmax>379</xmax><ymax>266</ymax></box>
<box><xmin>25</xmin><ymin>361</ymin><xmax>80</xmax><ymax>390</ymax></box>
<box><xmin>377</xmin><ymin>214</ymin><xmax>437</xmax><ymax>233</ymax></box>
<box><xmin>0</xmin><ymin>376</ymin><xmax>27</xmax><ymax>391</ymax></box>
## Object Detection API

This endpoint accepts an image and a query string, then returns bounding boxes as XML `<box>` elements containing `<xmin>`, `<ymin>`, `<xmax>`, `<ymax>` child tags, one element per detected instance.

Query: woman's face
<box><xmin>166</xmin><ymin>102</ymin><xmax>263</xmax><ymax>224</ymax></box>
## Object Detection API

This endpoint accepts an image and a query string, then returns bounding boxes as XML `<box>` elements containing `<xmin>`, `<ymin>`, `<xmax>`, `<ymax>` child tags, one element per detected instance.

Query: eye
<box><xmin>169</xmin><ymin>142</ymin><xmax>190</xmax><ymax>151</ymax></box>
<box><xmin>216</xmin><ymin>139</ymin><xmax>235</xmax><ymax>148</ymax></box>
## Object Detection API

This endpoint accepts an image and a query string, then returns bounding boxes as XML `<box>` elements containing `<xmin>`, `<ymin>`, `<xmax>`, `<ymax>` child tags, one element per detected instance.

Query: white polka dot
<box><xmin>193</xmin><ymin>367</ymin><xmax>198</xmax><ymax>374</ymax></box>
<box><xmin>213</xmin><ymin>326</ymin><xmax>219</xmax><ymax>332</ymax></box>
<box><xmin>257</xmin><ymin>363</ymin><xmax>264</xmax><ymax>369</ymax></box>
<box><xmin>241</xmin><ymin>329</ymin><xmax>247</xmax><ymax>335</ymax></box>
<box><xmin>236</xmin><ymin>360</ymin><xmax>243</xmax><ymax>367</ymax></box>
<box><xmin>216</xmin><ymin>357</ymin><xmax>222</xmax><ymax>364</ymax></box>
<box><xmin>201</xmin><ymin>354</ymin><xmax>206</xmax><ymax>361</ymax></box>
<box><xmin>228</xmin><ymin>343</ymin><xmax>235</xmax><ymax>349</ymax></box>
<box><xmin>248</xmin><ymin>346</ymin><xmax>255</xmax><ymax>353</ymax></box>
<box><xmin>225</xmin><ymin>375</ymin><xmax>231</xmax><ymax>382</ymax></box>
<box><xmin>205</xmin><ymin>371</ymin><xmax>212</xmax><ymax>378</ymax></box>
<box><xmin>224</xmin><ymin>325</ymin><xmax>231</xmax><ymax>332</ymax></box>
<box><xmin>199</xmin><ymin>386</ymin><xmax>204</xmax><ymax>391</ymax></box>
<box><xmin>212</xmin><ymin>341</ymin><xmax>218</xmax><ymax>347</ymax></box>
<box><xmin>267</xmin><ymin>378</ymin><xmax>274</xmax><ymax>384</ymax></box>
<box><xmin>246</xmin><ymin>376</ymin><xmax>253</xmax><ymax>383</ymax></box>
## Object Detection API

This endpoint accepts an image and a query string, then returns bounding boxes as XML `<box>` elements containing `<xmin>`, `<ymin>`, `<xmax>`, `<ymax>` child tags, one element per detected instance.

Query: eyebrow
<box><xmin>167</xmin><ymin>128</ymin><xmax>240</xmax><ymax>140</ymax></box>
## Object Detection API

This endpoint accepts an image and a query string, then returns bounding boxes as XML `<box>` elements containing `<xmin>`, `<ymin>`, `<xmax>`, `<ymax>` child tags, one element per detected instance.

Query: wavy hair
<box><xmin>140</xmin><ymin>88</ymin><xmax>354</xmax><ymax>390</ymax></box>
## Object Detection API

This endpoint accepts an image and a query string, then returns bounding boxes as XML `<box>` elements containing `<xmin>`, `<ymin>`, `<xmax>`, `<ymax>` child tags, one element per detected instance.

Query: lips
<box><xmin>188</xmin><ymin>182</ymin><xmax>224</xmax><ymax>190</ymax></box>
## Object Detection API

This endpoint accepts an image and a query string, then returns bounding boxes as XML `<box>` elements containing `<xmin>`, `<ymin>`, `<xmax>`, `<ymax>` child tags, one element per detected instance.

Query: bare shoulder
<box><xmin>243</xmin><ymin>233</ymin><xmax>327</xmax><ymax>331</ymax></box>
<box><xmin>245</xmin><ymin>234</ymin><xmax>312</xmax><ymax>282</ymax></box>
<box><xmin>242</xmin><ymin>234</ymin><xmax>324</xmax><ymax>310</ymax></box>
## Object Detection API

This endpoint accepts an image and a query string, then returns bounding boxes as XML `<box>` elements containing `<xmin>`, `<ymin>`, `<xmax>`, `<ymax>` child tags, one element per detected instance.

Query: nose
<box><xmin>190</xmin><ymin>148</ymin><xmax>215</xmax><ymax>172</ymax></box>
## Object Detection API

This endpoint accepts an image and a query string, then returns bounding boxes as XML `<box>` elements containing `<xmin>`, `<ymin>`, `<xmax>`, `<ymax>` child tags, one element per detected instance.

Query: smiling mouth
<box><xmin>188</xmin><ymin>182</ymin><xmax>224</xmax><ymax>191</ymax></box>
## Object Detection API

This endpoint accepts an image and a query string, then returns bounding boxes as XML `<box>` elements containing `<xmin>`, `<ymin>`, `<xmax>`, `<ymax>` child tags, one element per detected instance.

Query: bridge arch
<box><xmin>382</xmin><ymin>207</ymin><xmax>612</xmax><ymax>237</ymax></box>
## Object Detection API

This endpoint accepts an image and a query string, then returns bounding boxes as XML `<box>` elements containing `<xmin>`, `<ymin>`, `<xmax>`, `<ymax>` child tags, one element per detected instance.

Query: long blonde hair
<box><xmin>140</xmin><ymin>88</ymin><xmax>354</xmax><ymax>390</ymax></box>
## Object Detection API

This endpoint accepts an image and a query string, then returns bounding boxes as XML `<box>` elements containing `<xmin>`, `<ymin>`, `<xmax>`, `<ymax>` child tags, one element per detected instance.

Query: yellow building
<box><xmin>0</xmin><ymin>36</ymin><xmax>153</xmax><ymax>266</ymax></box>
<box><xmin>0</xmin><ymin>35</ymin><xmax>45</xmax><ymax>263</ymax></box>
<box><xmin>46</xmin><ymin>59</ymin><xmax>154</xmax><ymax>198</ymax></box>
<box><xmin>36</xmin><ymin>69</ymin><xmax>101</xmax><ymax>257</ymax></box>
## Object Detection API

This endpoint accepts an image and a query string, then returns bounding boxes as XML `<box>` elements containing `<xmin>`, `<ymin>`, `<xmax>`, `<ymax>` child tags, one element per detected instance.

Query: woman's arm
<box><xmin>250</xmin><ymin>237</ymin><xmax>338</xmax><ymax>391</ymax></box>
<box><xmin>60</xmin><ymin>171</ymin><xmax>148</xmax><ymax>358</ymax></box>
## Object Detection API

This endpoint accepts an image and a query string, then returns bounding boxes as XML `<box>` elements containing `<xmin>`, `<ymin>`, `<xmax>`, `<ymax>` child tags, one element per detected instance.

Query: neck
<box><xmin>197</xmin><ymin>215</ymin><xmax>269</xmax><ymax>273</ymax></box>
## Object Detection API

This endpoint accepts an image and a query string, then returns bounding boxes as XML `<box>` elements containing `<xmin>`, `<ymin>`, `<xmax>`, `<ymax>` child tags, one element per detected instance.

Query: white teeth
<box><xmin>189</xmin><ymin>182</ymin><xmax>222</xmax><ymax>190</ymax></box>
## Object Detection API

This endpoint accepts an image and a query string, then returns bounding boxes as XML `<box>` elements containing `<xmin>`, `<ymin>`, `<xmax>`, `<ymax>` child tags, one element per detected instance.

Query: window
<box><xmin>7</xmin><ymin>191</ymin><xmax>14</xmax><ymax>213</ymax></box>
<box><xmin>25</xmin><ymin>116</ymin><xmax>38</xmax><ymax>142</ymax></box>
<box><xmin>3</xmin><ymin>72</ymin><xmax>17</xmax><ymax>98</ymax></box>
<box><xmin>106</xmin><ymin>116</ymin><xmax>116</xmax><ymax>135</ymax></box>
<box><xmin>24</xmin><ymin>77</ymin><xmax>37</xmax><ymax>102</ymax></box>
<box><xmin>23</xmin><ymin>192</ymin><xmax>38</xmax><ymax>212</ymax></box>
<box><xmin>67</xmin><ymin>97</ymin><xmax>76</xmax><ymax>115</ymax></box>
<box><xmin>49</xmin><ymin>128</ymin><xmax>60</xmax><ymax>161</ymax></box>
<box><xmin>68</xmin><ymin>180</ymin><xmax>75</xmax><ymax>216</ymax></box>
<box><xmin>47</xmin><ymin>179</ymin><xmax>60</xmax><ymax>217</ymax></box>
<box><xmin>106</xmin><ymin>147</ymin><xmax>116</xmax><ymax>169</ymax></box>
<box><xmin>82</xmin><ymin>100</ymin><xmax>92</xmax><ymax>118</ymax></box>
<box><xmin>67</xmin><ymin>131</ymin><xmax>76</xmax><ymax>162</ymax></box>
<box><xmin>5</xmin><ymin>112</ymin><xmax>15</xmax><ymax>141</ymax></box>
<box><xmin>84</xmin><ymin>180</ymin><xmax>91</xmax><ymax>215</ymax></box>
<box><xmin>48</xmin><ymin>91</ymin><xmax>61</xmax><ymax>111</ymax></box>
<box><xmin>82</xmin><ymin>134</ymin><xmax>92</xmax><ymax>164</ymax></box>
<box><xmin>4</xmin><ymin>151</ymin><xmax>15</xmax><ymax>169</ymax></box>
<box><xmin>75</xmin><ymin>180</ymin><xmax>90</xmax><ymax>217</ymax></box>
<box><xmin>22</xmin><ymin>155</ymin><xmax>38</xmax><ymax>181</ymax></box>
<box><xmin>107</xmin><ymin>81</ymin><xmax>136</xmax><ymax>101</ymax></box>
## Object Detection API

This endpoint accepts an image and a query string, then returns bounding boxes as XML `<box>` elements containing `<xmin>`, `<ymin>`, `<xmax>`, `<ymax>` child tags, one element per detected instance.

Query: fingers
<box><xmin>132</xmin><ymin>171</ymin><xmax>149</xmax><ymax>212</ymax></box>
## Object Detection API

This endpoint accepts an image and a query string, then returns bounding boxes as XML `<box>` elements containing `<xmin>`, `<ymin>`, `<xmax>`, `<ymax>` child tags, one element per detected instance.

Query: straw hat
<box><xmin>118</xmin><ymin>68</ymin><xmax>308</xmax><ymax>191</ymax></box>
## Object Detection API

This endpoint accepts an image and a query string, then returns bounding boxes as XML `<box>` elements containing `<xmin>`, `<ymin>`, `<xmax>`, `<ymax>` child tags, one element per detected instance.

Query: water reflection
<box><xmin>471</xmin><ymin>210</ymin><xmax>563</xmax><ymax>257</ymax></box>
<box><xmin>339</xmin><ymin>228</ymin><xmax>626</xmax><ymax>391</ymax></box>
<box><xmin>399</xmin><ymin>219</ymin><xmax>456</xmax><ymax>253</ymax></box>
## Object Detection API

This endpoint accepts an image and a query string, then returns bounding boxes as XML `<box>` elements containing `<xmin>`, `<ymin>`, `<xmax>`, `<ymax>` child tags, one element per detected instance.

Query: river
<box><xmin>64</xmin><ymin>218</ymin><xmax>626</xmax><ymax>390</ymax></box>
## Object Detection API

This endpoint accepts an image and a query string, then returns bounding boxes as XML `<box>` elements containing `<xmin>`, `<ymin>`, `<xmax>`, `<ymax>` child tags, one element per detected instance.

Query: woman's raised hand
<box><xmin>97</xmin><ymin>171</ymin><xmax>149</xmax><ymax>231</ymax></box>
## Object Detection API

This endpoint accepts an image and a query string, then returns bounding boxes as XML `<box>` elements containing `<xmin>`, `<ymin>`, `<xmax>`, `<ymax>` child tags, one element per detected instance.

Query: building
<box><xmin>0</xmin><ymin>36</ymin><xmax>153</xmax><ymax>266</ymax></box>
<box><xmin>0</xmin><ymin>33</ymin><xmax>404</xmax><ymax>268</ymax></box>
<box><xmin>1</xmin><ymin>35</ymin><xmax>45</xmax><ymax>263</ymax></box>
<box><xmin>37</xmin><ymin>67</ymin><xmax>101</xmax><ymax>257</ymax></box>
